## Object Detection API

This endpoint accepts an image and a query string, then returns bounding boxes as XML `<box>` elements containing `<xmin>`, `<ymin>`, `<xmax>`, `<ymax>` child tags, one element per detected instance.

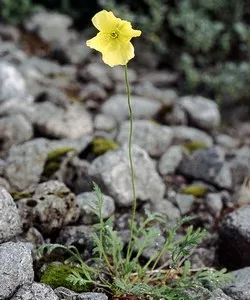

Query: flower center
<box><xmin>110</xmin><ymin>31</ymin><xmax>119</xmax><ymax>39</ymax></box>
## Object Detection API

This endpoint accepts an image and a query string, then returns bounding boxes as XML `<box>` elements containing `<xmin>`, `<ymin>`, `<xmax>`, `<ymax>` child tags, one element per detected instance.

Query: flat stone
<box><xmin>10</xmin><ymin>283</ymin><xmax>59</xmax><ymax>300</ymax></box>
<box><xmin>101</xmin><ymin>94</ymin><xmax>162</xmax><ymax>122</ymax></box>
<box><xmin>179</xmin><ymin>147</ymin><xmax>232</xmax><ymax>189</ymax></box>
<box><xmin>218</xmin><ymin>205</ymin><xmax>250</xmax><ymax>269</ymax></box>
<box><xmin>151</xmin><ymin>199</ymin><xmax>181</xmax><ymax>219</ymax></box>
<box><xmin>116</xmin><ymin>120</ymin><xmax>173</xmax><ymax>157</ymax></box>
<box><xmin>0</xmin><ymin>187</ymin><xmax>22</xmax><ymax>243</ymax></box>
<box><xmin>88</xmin><ymin>145</ymin><xmax>165</xmax><ymax>206</ymax></box>
<box><xmin>0</xmin><ymin>62</ymin><xmax>27</xmax><ymax>102</ymax></box>
<box><xmin>180</xmin><ymin>96</ymin><xmax>220</xmax><ymax>130</ymax></box>
<box><xmin>54</xmin><ymin>288</ymin><xmax>108</xmax><ymax>300</ymax></box>
<box><xmin>172</xmin><ymin>126</ymin><xmax>213</xmax><ymax>147</ymax></box>
<box><xmin>0</xmin><ymin>242</ymin><xmax>34</xmax><ymax>299</ymax></box>
<box><xmin>158</xmin><ymin>145</ymin><xmax>184</xmax><ymax>175</ymax></box>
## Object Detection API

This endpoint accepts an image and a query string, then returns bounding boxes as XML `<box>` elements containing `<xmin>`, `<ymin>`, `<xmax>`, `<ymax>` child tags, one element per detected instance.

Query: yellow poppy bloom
<box><xmin>86</xmin><ymin>10</ymin><xmax>141</xmax><ymax>67</ymax></box>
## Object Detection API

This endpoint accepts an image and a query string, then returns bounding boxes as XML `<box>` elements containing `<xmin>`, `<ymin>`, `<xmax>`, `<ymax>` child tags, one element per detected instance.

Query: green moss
<box><xmin>11</xmin><ymin>191</ymin><xmax>34</xmax><ymax>201</ymax></box>
<box><xmin>42</xmin><ymin>147</ymin><xmax>77</xmax><ymax>178</ymax></box>
<box><xmin>181</xmin><ymin>185</ymin><xmax>208</xmax><ymax>197</ymax></box>
<box><xmin>92</xmin><ymin>137</ymin><xmax>119</xmax><ymax>155</ymax></box>
<box><xmin>40</xmin><ymin>264</ymin><xmax>91</xmax><ymax>292</ymax></box>
<box><xmin>183</xmin><ymin>141</ymin><xmax>207</xmax><ymax>153</ymax></box>
<box><xmin>46</xmin><ymin>147</ymin><xmax>77</xmax><ymax>161</ymax></box>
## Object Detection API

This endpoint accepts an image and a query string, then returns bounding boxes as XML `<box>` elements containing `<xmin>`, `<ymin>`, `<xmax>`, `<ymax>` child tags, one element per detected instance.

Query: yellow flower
<box><xmin>86</xmin><ymin>10</ymin><xmax>141</xmax><ymax>67</ymax></box>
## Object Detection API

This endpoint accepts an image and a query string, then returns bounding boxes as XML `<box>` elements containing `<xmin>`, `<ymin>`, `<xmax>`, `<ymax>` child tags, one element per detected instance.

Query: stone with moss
<box><xmin>40</xmin><ymin>264</ymin><xmax>91</xmax><ymax>292</ymax></box>
<box><xmin>183</xmin><ymin>141</ymin><xmax>207</xmax><ymax>153</ymax></box>
<box><xmin>181</xmin><ymin>184</ymin><xmax>208</xmax><ymax>197</ymax></box>
<box><xmin>11</xmin><ymin>191</ymin><xmax>35</xmax><ymax>201</ymax></box>
<box><xmin>92</xmin><ymin>137</ymin><xmax>119</xmax><ymax>155</ymax></box>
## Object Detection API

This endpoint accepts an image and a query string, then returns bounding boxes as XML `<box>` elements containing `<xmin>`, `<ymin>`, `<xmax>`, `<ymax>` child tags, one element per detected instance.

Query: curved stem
<box><xmin>124</xmin><ymin>64</ymin><xmax>137</xmax><ymax>265</ymax></box>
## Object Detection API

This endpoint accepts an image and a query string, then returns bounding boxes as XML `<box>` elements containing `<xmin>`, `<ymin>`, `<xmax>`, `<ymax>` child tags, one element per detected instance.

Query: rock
<box><xmin>57</xmin><ymin>225</ymin><xmax>94</xmax><ymax>248</ymax></box>
<box><xmin>0</xmin><ymin>25</ymin><xmax>20</xmax><ymax>42</ymax></box>
<box><xmin>88</xmin><ymin>145</ymin><xmax>165</xmax><ymax>206</ymax></box>
<box><xmin>180</xmin><ymin>96</ymin><xmax>220</xmax><ymax>130</ymax></box>
<box><xmin>94</xmin><ymin>114</ymin><xmax>117</xmax><ymax>132</ymax></box>
<box><xmin>218</xmin><ymin>205</ymin><xmax>250</xmax><ymax>269</ymax></box>
<box><xmin>76</xmin><ymin>192</ymin><xmax>115</xmax><ymax>224</ymax></box>
<box><xmin>172</xmin><ymin>126</ymin><xmax>213</xmax><ymax>147</ymax></box>
<box><xmin>158</xmin><ymin>145</ymin><xmax>184</xmax><ymax>175</ymax></box>
<box><xmin>215</xmin><ymin>134</ymin><xmax>240</xmax><ymax>150</ymax></box>
<box><xmin>4</xmin><ymin>138</ymin><xmax>51</xmax><ymax>191</ymax></box>
<box><xmin>109</xmin><ymin>65</ymin><xmax>137</xmax><ymax>83</ymax></box>
<box><xmin>140</xmin><ymin>70</ymin><xmax>178</xmax><ymax>87</ymax></box>
<box><xmin>151</xmin><ymin>199</ymin><xmax>181</xmax><ymax>220</ymax></box>
<box><xmin>179</xmin><ymin>147</ymin><xmax>233</xmax><ymax>189</ymax></box>
<box><xmin>10</xmin><ymin>283</ymin><xmax>59</xmax><ymax>300</ymax></box>
<box><xmin>0</xmin><ymin>114</ymin><xmax>33</xmax><ymax>153</ymax></box>
<box><xmin>17</xmin><ymin>181</ymin><xmax>80</xmax><ymax>234</ymax></box>
<box><xmin>208</xmin><ymin>288</ymin><xmax>233</xmax><ymax>300</ymax></box>
<box><xmin>54</xmin><ymin>288</ymin><xmax>108</xmax><ymax>300</ymax></box>
<box><xmin>223</xmin><ymin>267</ymin><xmax>250</xmax><ymax>299</ymax></box>
<box><xmin>205</xmin><ymin>193</ymin><xmax>223</xmax><ymax>218</ymax></box>
<box><xmin>34</xmin><ymin>102</ymin><xmax>93</xmax><ymax>139</ymax></box>
<box><xmin>65</xmin><ymin>40</ymin><xmax>91</xmax><ymax>64</ymax></box>
<box><xmin>0</xmin><ymin>177</ymin><xmax>10</xmax><ymax>190</ymax></box>
<box><xmin>164</xmin><ymin>104</ymin><xmax>188</xmax><ymax>125</ymax></box>
<box><xmin>80</xmin><ymin>83</ymin><xmax>107</xmax><ymax>102</ymax></box>
<box><xmin>35</xmin><ymin>87</ymin><xmax>70</xmax><ymax>108</ymax></box>
<box><xmin>25</xmin><ymin>12</ymin><xmax>73</xmax><ymax>46</ymax></box>
<box><xmin>101</xmin><ymin>94</ymin><xmax>162</xmax><ymax>122</ymax></box>
<box><xmin>0</xmin><ymin>62</ymin><xmax>27</xmax><ymax>102</ymax></box>
<box><xmin>228</xmin><ymin>147</ymin><xmax>250</xmax><ymax>187</ymax></box>
<box><xmin>81</xmin><ymin>63</ymin><xmax>113</xmax><ymax>89</ymax></box>
<box><xmin>0</xmin><ymin>242</ymin><xmax>34</xmax><ymax>299</ymax></box>
<box><xmin>0</xmin><ymin>187</ymin><xmax>22</xmax><ymax>243</ymax></box>
<box><xmin>175</xmin><ymin>194</ymin><xmax>195</xmax><ymax>215</ymax></box>
<box><xmin>117</xmin><ymin>120</ymin><xmax>173</xmax><ymax>157</ymax></box>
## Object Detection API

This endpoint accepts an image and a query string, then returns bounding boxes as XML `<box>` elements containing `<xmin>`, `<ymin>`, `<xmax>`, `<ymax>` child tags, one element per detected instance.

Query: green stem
<box><xmin>125</xmin><ymin>64</ymin><xmax>137</xmax><ymax>265</ymax></box>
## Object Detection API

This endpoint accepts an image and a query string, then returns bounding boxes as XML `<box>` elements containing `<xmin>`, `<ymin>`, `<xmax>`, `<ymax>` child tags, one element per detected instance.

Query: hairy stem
<box><xmin>125</xmin><ymin>64</ymin><xmax>137</xmax><ymax>265</ymax></box>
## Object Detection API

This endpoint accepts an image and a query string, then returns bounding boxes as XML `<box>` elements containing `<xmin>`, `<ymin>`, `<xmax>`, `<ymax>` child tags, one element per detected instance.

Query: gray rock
<box><xmin>17</xmin><ymin>181</ymin><xmax>80</xmax><ymax>234</ymax></box>
<box><xmin>223</xmin><ymin>267</ymin><xmax>250</xmax><ymax>300</ymax></box>
<box><xmin>228</xmin><ymin>147</ymin><xmax>250</xmax><ymax>187</ymax></box>
<box><xmin>10</xmin><ymin>283</ymin><xmax>59</xmax><ymax>300</ymax></box>
<box><xmin>54</xmin><ymin>288</ymin><xmax>108</xmax><ymax>300</ymax></box>
<box><xmin>175</xmin><ymin>193</ymin><xmax>195</xmax><ymax>215</ymax></box>
<box><xmin>34</xmin><ymin>102</ymin><xmax>93</xmax><ymax>139</ymax></box>
<box><xmin>172</xmin><ymin>126</ymin><xmax>213</xmax><ymax>147</ymax></box>
<box><xmin>151</xmin><ymin>199</ymin><xmax>181</xmax><ymax>220</ymax></box>
<box><xmin>109</xmin><ymin>65</ymin><xmax>137</xmax><ymax>83</ymax></box>
<box><xmin>0</xmin><ymin>242</ymin><xmax>34</xmax><ymax>299</ymax></box>
<box><xmin>189</xmin><ymin>247</ymin><xmax>215</xmax><ymax>269</ymax></box>
<box><xmin>94</xmin><ymin>114</ymin><xmax>117</xmax><ymax>132</ymax></box>
<box><xmin>0</xmin><ymin>187</ymin><xmax>22</xmax><ymax>243</ymax></box>
<box><xmin>158</xmin><ymin>145</ymin><xmax>184</xmax><ymax>175</ymax></box>
<box><xmin>179</xmin><ymin>147</ymin><xmax>232</xmax><ymax>189</ymax></box>
<box><xmin>80</xmin><ymin>83</ymin><xmax>107</xmax><ymax>102</ymax></box>
<box><xmin>0</xmin><ymin>62</ymin><xmax>27</xmax><ymax>102</ymax></box>
<box><xmin>218</xmin><ymin>205</ymin><xmax>250</xmax><ymax>269</ymax></box>
<box><xmin>65</xmin><ymin>41</ymin><xmax>91</xmax><ymax>65</ymax></box>
<box><xmin>57</xmin><ymin>225</ymin><xmax>94</xmax><ymax>247</ymax></box>
<box><xmin>0</xmin><ymin>177</ymin><xmax>10</xmax><ymax>190</ymax></box>
<box><xmin>4</xmin><ymin>138</ymin><xmax>51</xmax><ymax>191</ymax></box>
<box><xmin>76</xmin><ymin>192</ymin><xmax>115</xmax><ymax>224</ymax></box>
<box><xmin>0</xmin><ymin>114</ymin><xmax>33</xmax><ymax>152</ymax></box>
<box><xmin>88</xmin><ymin>145</ymin><xmax>165</xmax><ymax>206</ymax></box>
<box><xmin>205</xmin><ymin>193</ymin><xmax>223</xmax><ymax>218</ymax></box>
<box><xmin>25</xmin><ymin>12</ymin><xmax>73</xmax><ymax>46</ymax></box>
<box><xmin>164</xmin><ymin>104</ymin><xmax>188</xmax><ymax>125</ymax></box>
<box><xmin>141</xmin><ymin>70</ymin><xmax>178</xmax><ymax>87</ymax></box>
<box><xmin>117</xmin><ymin>120</ymin><xmax>173</xmax><ymax>157</ymax></box>
<box><xmin>208</xmin><ymin>288</ymin><xmax>233</xmax><ymax>300</ymax></box>
<box><xmin>82</xmin><ymin>63</ymin><xmax>113</xmax><ymax>89</ymax></box>
<box><xmin>180</xmin><ymin>96</ymin><xmax>220</xmax><ymax>130</ymax></box>
<box><xmin>215</xmin><ymin>134</ymin><xmax>240</xmax><ymax>150</ymax></box>
<box><xmin>101</xmin><ymin>94</ymin><xmax>162</xmax><ymax>122</ymax></box>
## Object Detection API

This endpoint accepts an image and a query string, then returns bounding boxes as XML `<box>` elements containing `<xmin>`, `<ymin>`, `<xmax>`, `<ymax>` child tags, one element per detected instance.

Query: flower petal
<box><xmin>118</xmin><ymin>20</ymin><xmax>142</xmax><ymax>39</ymax></box>
<box><xmin>92</xmin><ymin>10</ymin><xmax>118</xmax><ymax>32</ymax></box>
<box><xmin>102</xmin><ymin>41</ymin><xmax>135</xmax><ymax>67</ymax></box>
<box><xmin>86</xmin><ymin>32</ymin><xmax>110</xmax><ymax>53</ymax></box>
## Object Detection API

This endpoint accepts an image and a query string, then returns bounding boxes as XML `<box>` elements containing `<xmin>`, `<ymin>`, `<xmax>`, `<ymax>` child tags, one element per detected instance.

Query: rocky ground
<box><xmin>0</xmin><ymin>10</ymin><xmax>250</xmax><ymax>300</ymax></box>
